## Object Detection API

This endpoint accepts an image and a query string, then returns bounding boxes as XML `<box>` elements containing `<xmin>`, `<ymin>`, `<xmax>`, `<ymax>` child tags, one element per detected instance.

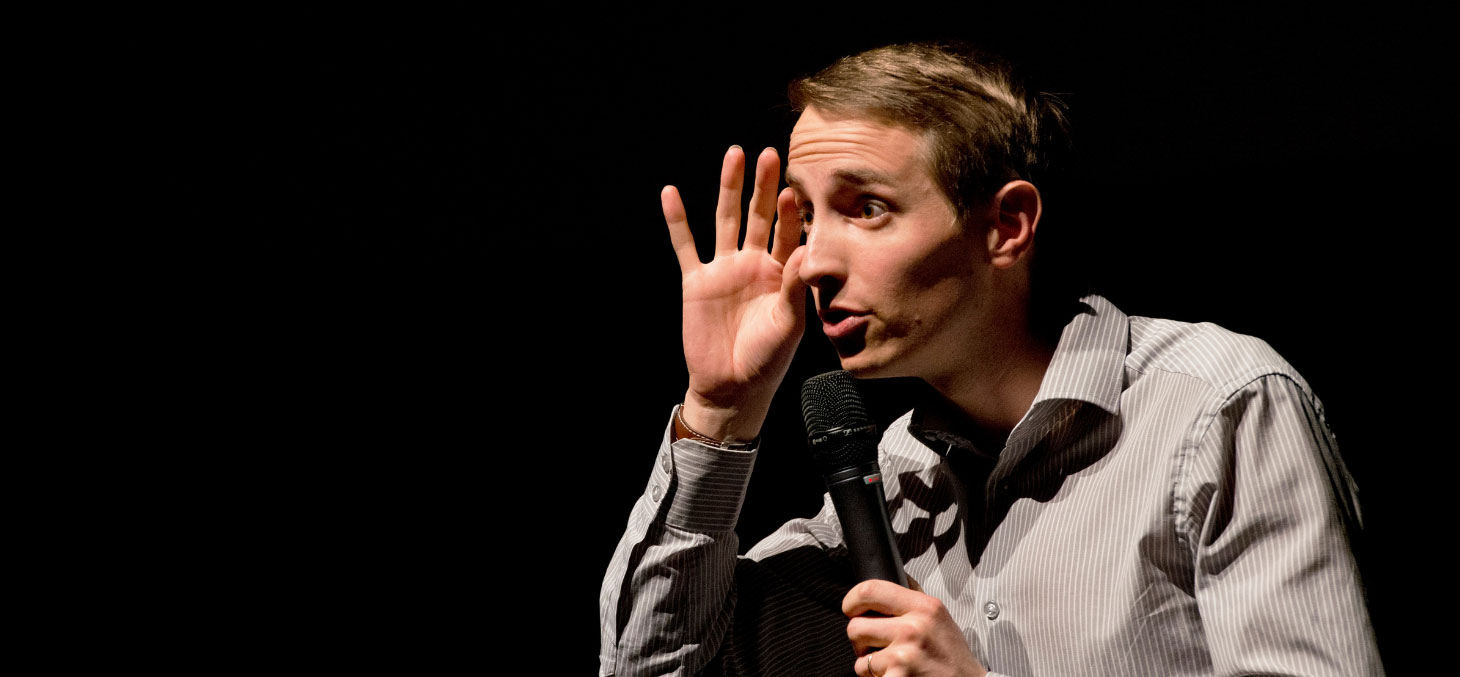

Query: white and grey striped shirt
<box><xmin>600</xmin><ymin>295</ymin><xmax>1381</xmax><ymax>676</ymax></box>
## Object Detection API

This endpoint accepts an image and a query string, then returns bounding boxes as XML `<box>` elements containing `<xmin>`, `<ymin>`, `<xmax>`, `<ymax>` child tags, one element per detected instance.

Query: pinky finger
<box><xmin>663</xmin><ymin>185</ymin><xmax>701</xmax><ymax>274</ymax></box>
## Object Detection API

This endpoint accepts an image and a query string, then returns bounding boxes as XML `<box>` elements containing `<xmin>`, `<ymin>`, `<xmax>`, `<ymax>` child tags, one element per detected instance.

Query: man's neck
<box><xmin>926</xmin><ymin>315</ymin><xmax>1057</xmax><ymax>442</ymax></box>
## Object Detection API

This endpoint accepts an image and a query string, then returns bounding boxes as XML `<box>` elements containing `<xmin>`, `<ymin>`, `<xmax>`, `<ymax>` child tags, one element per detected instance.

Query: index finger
<box><xmin>769</xmin><ymin>187</ymin><xmax>800</xmax><ymax>263</ymax></box>
<box><xmin>662</xmin><ymin>185</ymin><xmax>700</xmax><ymax>274</ymax></box>
<box><xmin>842</xmin><ymin>579</ymin><xmax>920</xmax><ymax>618</ymax></box>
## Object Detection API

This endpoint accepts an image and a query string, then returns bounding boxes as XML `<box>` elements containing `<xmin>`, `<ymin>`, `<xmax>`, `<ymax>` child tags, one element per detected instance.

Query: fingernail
<box><xmin>729</xmin><ymin>144</ymin><xmax>742</xmax><ymax>151</ymax></box>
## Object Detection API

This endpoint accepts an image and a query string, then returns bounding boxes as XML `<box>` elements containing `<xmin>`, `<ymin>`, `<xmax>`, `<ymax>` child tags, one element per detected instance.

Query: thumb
<box><xmin>780</xmin><ymin>246</ymin><xmax>808</xmax><ymax>313</ymax></box>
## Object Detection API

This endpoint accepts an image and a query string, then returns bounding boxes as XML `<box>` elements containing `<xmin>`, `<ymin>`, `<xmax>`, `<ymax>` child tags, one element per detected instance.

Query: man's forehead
<box><xmin>787</xmin><ymin>107</ymin><xmax>932</xmax><ymax>186</ymax></box>
<box><xmin>789</xmin><ymin>107</ymin><xmax>920</xmax><ymax>148</ymax></box>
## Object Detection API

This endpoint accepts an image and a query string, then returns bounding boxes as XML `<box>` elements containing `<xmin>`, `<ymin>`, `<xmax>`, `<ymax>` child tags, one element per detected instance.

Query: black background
<box><xmin>213</xmin><ymin>5</ymin><xmax>1450</xmax><ymax>671</ymax></box>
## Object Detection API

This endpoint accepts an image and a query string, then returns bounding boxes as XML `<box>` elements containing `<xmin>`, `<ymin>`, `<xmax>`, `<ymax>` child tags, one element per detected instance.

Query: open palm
<box><xmin>665</xmin><ymin>146</ymin><xmax>806</xmax><ymax>441</ymax></box>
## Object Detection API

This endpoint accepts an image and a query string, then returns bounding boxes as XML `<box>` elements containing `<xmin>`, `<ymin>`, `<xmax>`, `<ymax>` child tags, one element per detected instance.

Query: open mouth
<box><xmin>821</xmin><ymin>308</ymin><xmax>852</xmax><ymax>325</ymax></box>
<box><xmin>821</xmin><ymin>311</ymin><xmax>869</xmax><ymax>341</ymax></box>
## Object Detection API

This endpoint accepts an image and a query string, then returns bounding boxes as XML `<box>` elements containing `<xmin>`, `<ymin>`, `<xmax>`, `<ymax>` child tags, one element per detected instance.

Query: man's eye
<box><xmin>860</xmin><ymin>201</ymin><xmax>888</xmax><ymax>219</ymax></box>
<box><xmin>800</xmin><ymin>207</ymin><xmax>814</xmax><ymax>230</ymax></box>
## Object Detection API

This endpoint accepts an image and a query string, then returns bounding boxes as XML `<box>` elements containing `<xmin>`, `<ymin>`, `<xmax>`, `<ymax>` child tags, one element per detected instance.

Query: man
<box><xmin>600</xmin><ymin>42</ymin><xmax>1380</xmax><ymax>676</ymax></box>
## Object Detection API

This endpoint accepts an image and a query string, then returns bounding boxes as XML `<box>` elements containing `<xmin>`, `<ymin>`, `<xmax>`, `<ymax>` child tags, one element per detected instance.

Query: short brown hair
<box><xmin>788</xmin><ymin>42</ymin><xmax>1070</xmax><ymax>226</ymax></box>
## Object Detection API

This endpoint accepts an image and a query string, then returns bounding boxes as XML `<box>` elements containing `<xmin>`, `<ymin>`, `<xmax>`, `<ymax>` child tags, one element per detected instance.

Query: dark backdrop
<box><xmin>225</xmin><ymin>5</ymin><xmax>1448</xmax><ymax>671</ymax></box>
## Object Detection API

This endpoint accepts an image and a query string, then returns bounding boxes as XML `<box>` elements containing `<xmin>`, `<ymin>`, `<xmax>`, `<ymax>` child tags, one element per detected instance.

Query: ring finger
<box><xmin>713</xmin><ymin>145</ymin><xmax>745</xmax><ymax>257</ymax></box>
<box><xmin>855</xmin><ymin>653</ymin><xmax>887</xmax><ymax>677</ymax></box>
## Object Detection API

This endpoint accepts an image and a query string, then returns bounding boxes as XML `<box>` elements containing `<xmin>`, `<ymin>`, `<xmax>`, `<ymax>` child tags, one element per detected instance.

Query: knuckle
<box><xmin>890</xmin><ymin>617</ymin><xmax>911</xmax><ymax>640</ymax></box>
<box><xmin>843</xmin><ymin>581</ymin><xmax>871</xmax><ymax>611</ymax></box>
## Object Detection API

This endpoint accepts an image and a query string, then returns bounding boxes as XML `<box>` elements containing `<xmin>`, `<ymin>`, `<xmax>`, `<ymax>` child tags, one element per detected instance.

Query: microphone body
<box><xmin>802</xmin><ymin>371</ymin><xmax>908</xmax><ymax>587</ymax></box>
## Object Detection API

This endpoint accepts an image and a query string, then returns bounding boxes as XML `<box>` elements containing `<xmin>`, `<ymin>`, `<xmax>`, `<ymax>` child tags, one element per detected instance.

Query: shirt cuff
<box><xmin>660</xmin><ymin>405</ymin><xmax>759</xmax><ymax>534</ymax></box>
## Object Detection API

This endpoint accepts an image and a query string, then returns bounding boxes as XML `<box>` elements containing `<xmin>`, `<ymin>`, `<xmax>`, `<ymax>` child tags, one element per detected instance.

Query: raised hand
<box><xmin>664</xmin><ymin>145</ymin><xmax>806</xmax><ymax>442</ymax></box>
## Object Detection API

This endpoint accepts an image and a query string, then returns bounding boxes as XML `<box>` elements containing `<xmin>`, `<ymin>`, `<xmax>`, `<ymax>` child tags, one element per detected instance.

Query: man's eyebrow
<box><xmin>832</xmin><ymin>168</ymin><xmax>897</xmax><ymax>187</ymax></box>
<box><xmin>784</xmin><ymin>168</ymin><xmax>897</xmax><ymax>190</ymax></box>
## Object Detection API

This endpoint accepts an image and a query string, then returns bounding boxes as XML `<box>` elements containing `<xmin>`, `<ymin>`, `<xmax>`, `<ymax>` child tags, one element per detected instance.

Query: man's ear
<box><xmin>986</xmin><ymin>180</ymin><xmax>1041</xmax><ymax>269</ymax></box>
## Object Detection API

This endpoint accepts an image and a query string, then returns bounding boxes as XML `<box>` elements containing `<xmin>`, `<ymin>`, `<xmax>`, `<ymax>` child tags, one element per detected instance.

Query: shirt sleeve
<box><xmin>1181</xmin><ymin>374</ymin><xmax>1383</xmax><ymax>676</ymax></box>
<box><xmin>599</xmin><ymin>407</ymin><xmax>859</xmax><ymax>676</ymax></box>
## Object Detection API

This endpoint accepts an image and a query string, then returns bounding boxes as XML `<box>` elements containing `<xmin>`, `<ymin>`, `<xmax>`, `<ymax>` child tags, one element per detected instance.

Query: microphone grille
<box><xmin>801</xmin><ymin>370</ymin><xmax>879</xmax><ymax>473</ymax></box>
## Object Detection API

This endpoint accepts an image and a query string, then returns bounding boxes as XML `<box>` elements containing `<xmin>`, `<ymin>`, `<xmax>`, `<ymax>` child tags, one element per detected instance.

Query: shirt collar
<box><xmin>1028</xmin><ymin>294</ymin><xmax>1129</xmax><ymax>417</ymax></box>
<box><xmin>895</xmin><ymin>294</ymin><xmax>1128</xmax><ymax>458</ymax></box>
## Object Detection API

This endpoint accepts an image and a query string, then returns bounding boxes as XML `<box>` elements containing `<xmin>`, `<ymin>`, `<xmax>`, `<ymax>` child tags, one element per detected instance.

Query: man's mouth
<box><xmin>820</xmin><ymin>309</ymin><xmax>869</xmax><ymax>340</ymax></box>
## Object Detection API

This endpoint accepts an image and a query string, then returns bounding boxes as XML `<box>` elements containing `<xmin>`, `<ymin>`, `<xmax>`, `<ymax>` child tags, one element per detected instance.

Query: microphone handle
<box><xmin>826</xmin><ymin>462</ymin><xmax>908</xmax><ymax>586</ymax></box>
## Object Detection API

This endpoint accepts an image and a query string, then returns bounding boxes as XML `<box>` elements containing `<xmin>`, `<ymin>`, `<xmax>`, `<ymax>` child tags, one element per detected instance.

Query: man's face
<box><xmin>787</xmin><ymin>107</ymin><xmax>990</xmax><ymax>381</ymax></box>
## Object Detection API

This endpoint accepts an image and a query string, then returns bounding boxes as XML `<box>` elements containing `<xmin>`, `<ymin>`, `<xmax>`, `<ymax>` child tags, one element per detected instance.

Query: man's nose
<box><xmin>797</xmin><ymin>222</ymin><xmax>848</xmax><ymax>299</ymax></box>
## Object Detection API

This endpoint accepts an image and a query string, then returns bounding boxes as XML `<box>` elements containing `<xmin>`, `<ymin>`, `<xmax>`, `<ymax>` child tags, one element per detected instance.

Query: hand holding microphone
<box><xmin>803</xmin><ymin>370</ymin><xmax>987</xmax><ymax>677</ymax></box>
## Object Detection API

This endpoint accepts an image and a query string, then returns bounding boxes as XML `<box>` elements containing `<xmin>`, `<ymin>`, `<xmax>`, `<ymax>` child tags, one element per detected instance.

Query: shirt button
<box><xmin>984</xmin><ymin>601</ymin><xmax>1000</xmax><ymax>620</ymax></box>
<box><xmin>651</xmin><ymin>483</ymin><xmax>663</xmax><ymax>502</ymax></box>
<box><xmin>660</xmin><ymin>453</ymin><xmax>672</xmax><ymax>472</ymax></box>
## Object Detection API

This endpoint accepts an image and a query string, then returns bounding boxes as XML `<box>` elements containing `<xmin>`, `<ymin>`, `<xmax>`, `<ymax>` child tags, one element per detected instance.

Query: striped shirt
<box><xmin>600</xmin><ymin>295</ymin><xmax>1381</xmax><ymax>676</ymax></box>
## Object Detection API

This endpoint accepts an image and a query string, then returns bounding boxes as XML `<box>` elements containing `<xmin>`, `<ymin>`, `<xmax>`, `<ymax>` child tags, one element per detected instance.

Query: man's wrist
<box><xmin>679</xmin><ymin>392</ymin><xmax>765</xmax><ymax>445</ymax></box>
<box><xmin>674</xmin><ymin>403</ymin><xmax>758</xmax><ymax>450</ymax></box>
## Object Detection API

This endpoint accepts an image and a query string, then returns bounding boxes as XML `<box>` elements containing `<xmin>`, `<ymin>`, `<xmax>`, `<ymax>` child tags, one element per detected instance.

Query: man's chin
<box><xmin>836</xmin><ymin>340</ymin><xmax>932</xmax><ymax>381</ymax></box>
<box><xmin>837</xmin><ymin>351</ymin><xmax>898</xmax><ymax>379</ymax></box>
<box><xmin>831</xmin><ymin>336</ymin><xmax>914</xmax><ymax>378</ymax></box>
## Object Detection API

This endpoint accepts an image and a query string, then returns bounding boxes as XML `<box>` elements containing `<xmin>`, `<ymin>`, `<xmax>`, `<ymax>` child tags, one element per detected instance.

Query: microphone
<box><xmin>801</xmin><ymin>370</ymin><xmax>908</xmax><ymax>586</ymax></box>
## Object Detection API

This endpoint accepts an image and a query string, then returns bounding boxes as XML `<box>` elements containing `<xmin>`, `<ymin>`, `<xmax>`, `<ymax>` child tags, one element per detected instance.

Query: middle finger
<box><xmin>743</xmin><ymin>147</ymin><xmax>779</xmax><ymax>252</ymax></box>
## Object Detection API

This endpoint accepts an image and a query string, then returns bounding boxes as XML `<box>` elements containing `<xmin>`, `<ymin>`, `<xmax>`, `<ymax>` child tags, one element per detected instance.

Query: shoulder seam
<box><xmin>1170</xmin><ymin>371</ymin><xmax>1311</xmax><ymax>553</ymax></box>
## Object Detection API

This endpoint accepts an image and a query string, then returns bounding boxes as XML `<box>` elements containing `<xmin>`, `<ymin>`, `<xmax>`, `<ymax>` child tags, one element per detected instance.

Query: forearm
<box><xmin>599</xmin><ymin>408</ymin><xmax>757</xmax><ymax>676</ymax></box>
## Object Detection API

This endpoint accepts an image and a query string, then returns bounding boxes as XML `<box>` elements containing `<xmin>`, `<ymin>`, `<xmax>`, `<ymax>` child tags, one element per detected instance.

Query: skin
<box><xmin>662</xmin><ymin>106</ymin><xmax>1047</xmax><ymax>675</ymax></box>
<box><xmin>846</xmin><ymin>577</ymin><xmax>985</xmax><ymax>677</ymax></box>
<box><xmin>789</xmin><ymin>109</ymin><xmax>993</xmax><ymax>381</ymax></box>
